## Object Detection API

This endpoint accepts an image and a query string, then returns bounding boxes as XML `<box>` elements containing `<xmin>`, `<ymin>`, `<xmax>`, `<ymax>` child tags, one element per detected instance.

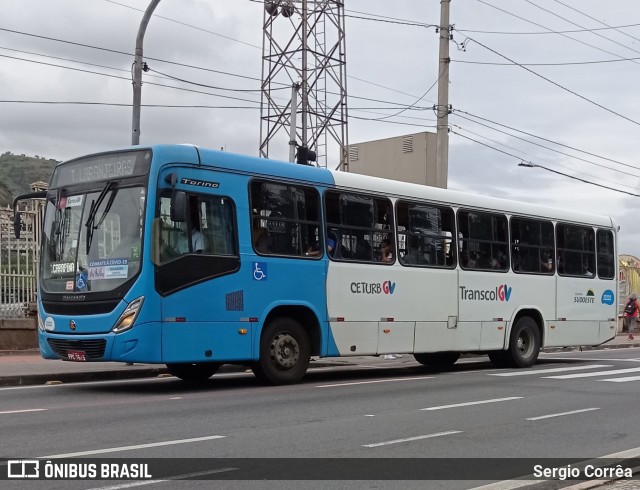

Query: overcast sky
<box><xmin>1</xmin><ymin>0</ymin><xmax>639</xmax><ymax>256</ymax></box>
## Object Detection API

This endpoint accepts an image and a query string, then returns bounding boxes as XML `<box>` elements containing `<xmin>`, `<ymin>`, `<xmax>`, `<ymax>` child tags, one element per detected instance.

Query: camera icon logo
<box><xmin>7</xmin><ymin>460</ymin><xmax>40</xmax><ymax>478</ymax></box>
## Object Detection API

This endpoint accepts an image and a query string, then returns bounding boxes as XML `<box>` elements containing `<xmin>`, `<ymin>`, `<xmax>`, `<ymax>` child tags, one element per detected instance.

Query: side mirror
<box><xmin>13</xmin><ymin>213</ymin><xmax>23</xmax><ymax>239</ymax></box>
<box><xmin>170</xmin><ymin>191</ymin><xmax>187</xmax><ymax>222</ymax></box>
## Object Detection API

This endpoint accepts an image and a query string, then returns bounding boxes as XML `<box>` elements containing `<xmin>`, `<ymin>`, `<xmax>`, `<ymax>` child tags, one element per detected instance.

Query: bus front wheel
<box><xmin>413</xmin><ymin>352</ymin><xmax>460</xmax><ymax>367</ymax></box>
<box><xmin>505</xmin><ymin>316</ymin><xmax>541</xmax><ymax>368</ymax></box>
<box><xmin>166</xmin><ymin>362</ymin><xmax>220</xmax><ymax>382</ymax></box>
<box><xmin>253</xmin><ymin>317</ymin><xmax>310</xmax><ymax>385</ymax></box>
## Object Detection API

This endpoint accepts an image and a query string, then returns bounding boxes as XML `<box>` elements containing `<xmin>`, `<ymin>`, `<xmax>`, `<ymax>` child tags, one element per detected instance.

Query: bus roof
<box><xmin>73</xmin><ymin>144</ymin><xmax>614</xmax><ymax>229</ymax></box>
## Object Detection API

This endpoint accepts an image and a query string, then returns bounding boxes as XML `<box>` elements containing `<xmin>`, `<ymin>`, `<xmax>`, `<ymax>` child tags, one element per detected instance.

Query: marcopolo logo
<box><xmin>351</xmin><ymin>280</ymin><xmax>396</xmax><ymax>295</ymax></box>
<box><xmin>460</xmin><ymin>284</ymin><xmax>512</xmax><ymax>302</ymax></box>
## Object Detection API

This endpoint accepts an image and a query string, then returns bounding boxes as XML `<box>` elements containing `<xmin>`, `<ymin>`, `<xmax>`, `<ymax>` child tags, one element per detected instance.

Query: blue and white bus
<box><xmin>14</xmin><ymin>145</ymin><xmax>618</xmax><ymax>384</ymax></box>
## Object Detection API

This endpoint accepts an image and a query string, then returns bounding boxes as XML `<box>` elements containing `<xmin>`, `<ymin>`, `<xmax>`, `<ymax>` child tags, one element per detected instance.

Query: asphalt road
<box><xmin>3</xmin><ymin>348</ymin><xmax>640</xmax><ymax>490</ymax></box>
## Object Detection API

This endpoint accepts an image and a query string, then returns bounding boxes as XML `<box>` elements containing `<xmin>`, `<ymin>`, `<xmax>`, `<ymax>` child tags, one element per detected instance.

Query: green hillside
<box><xmin>0</xmin><ymin>152</ymin><xmax>58</xmax><ymax>206</ymax></box>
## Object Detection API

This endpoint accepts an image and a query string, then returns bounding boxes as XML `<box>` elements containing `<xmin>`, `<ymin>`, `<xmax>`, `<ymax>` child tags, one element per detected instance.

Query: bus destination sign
<box><xmin>51</xmin><ymin>150</ymin><xmax>151</xmax><ymax>187</ymax></box>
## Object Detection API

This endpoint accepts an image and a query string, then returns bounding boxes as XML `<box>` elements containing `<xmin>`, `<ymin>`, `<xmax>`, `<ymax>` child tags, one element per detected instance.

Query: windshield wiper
<box><xmin>85</xmin><ymin>181</ymin><xmax>117</xmax><ymax>254</ymax></box>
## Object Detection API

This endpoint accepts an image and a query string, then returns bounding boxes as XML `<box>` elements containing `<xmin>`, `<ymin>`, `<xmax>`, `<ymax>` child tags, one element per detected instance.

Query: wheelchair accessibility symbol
<box><xmin>253</xmin><ymin>262</ymin><xmax>267</xmax><ymax>281</ymax></box>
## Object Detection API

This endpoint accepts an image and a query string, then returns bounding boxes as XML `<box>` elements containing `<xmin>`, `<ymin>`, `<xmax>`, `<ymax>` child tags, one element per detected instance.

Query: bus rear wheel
<box><xmin>166</xmin><ymin>362</ymin><xmax>220</xmax><ymax>382</ymax></box>
<box><xmin>505</xmin><ymin>316</ymin><xmax>540</xmax><ymax>368</ymax></box>
<box><xmin>413</xmin><ymin>352</ymin><xmax>460</xmax><ymax>367</ymax></box>
<box><xmin>253</xmin><ymin>317</ymin><xmax>310</xmax><ymax>385</ymax></box>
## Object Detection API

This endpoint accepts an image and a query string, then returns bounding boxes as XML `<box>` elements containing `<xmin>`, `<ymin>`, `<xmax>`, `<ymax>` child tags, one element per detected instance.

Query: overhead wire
<box><xmin>462</xmin><ymin>35</ymin><xmax>640</xmax><ymax>128</ymax></box>
<box><xmin>455</xmin><ymin>21</ymin><xmax>640</xmax><ymax>35</ymax></box>
<box><xmin>452</xmin><ymin>122</ymin><xmax>640</xmax><ymax>190</ymax></box>
<box><xmin>473</xmin><ymin>0</ymin><xmax>640</xmax><ymax>63</ymax></box>
<box><xmin>452</xmin><ymin>109</ymin><xmax>639</xmax><ymax>170</ymax></box>
<box><xmin>523</xmin><ymin>0</ymin><xmax>640</xmax><ymax>62</ymax></box>
<box><xmin>550</xmin><ymin>0</ymin><xmax>640</xmax><ymax>44</ymax></box>
<box><xmin>452</xmin><ymin>111</ymin><xmax>640</xmax><ymax>177</ymax></box>
<box><xmin>451</xmin><ymin>130</ymin><xmax>640</xmax><ymax>198</ymax></box>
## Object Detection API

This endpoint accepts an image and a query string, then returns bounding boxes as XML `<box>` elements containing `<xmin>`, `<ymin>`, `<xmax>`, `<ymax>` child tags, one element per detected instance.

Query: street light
<box><xmin>132</xmin><ymin>0</ymin><xmax>161</xmax><ymax>145</ymax></box>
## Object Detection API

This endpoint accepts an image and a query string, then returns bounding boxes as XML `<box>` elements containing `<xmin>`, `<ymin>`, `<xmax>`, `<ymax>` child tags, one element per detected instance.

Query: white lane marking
<box><xmin>41</xmin><ymin>435</ymin><xmax>226</xmax><ymax>458</ymax></box>
<box><xmin>316</xmin><ymin>376</ymin><xmax>433</xmax><ymax>388</ymax></box>
<box><xmin>489</xmin><ymin>364</ymin><xmax>611</xmax><ymax>376</ymax></box>
<box><xmin>363</xmin><ymin>430</ymin><xmax>462</xmax><ymax>448</ymax></box>
<box><xmin>88</xmin><ymin>468</ymin><xmax>239</xmax><ymax>489</ymax></box>
<box><xmin>526</xmin><ymin>407</ymin><xmax>599</xmax><ymax>421</ymax></box>
<box><xmin>421</xmin><ymin>397</ymin><xmax>522</xmax><ymax>411</ymax></box>
<box><xmin>601</xmin><ymin>375</ymin><xmax>640</xmax><ymax>382</ymax></box>
<box><xmin>544</xmin><ymin>367</ymin><xmax>640</xmax><ymax>379</ymax></box>
<box><xmin>0</xmin><ymin>408</ymin><xmax>47</xmax><ymax>415</ymax></box>
<box><xmin>542</xmin><ymin>356</ymin><xmax>640</xmax><ymax>362</ymax></box>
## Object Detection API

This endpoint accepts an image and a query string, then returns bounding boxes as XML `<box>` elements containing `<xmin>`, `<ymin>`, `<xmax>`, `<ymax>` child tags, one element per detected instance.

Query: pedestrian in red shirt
<box><xmin>624</xmin><ymin>293</ymin><xmax>639</xmax><ymax>341</ymax></box>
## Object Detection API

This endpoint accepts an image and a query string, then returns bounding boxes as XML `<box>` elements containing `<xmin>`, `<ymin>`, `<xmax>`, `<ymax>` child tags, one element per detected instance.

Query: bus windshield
<box><xmin>41</xmin><ymin>185</ymin><xmax>146</xmax><ymax>294</ymax></box>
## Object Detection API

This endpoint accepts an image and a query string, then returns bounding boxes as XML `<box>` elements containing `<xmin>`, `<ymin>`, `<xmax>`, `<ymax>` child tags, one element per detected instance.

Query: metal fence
<box><xmin>0</xmin><ymin>203</ymin><xmax>43</xmax><ymax>318</ymax></box>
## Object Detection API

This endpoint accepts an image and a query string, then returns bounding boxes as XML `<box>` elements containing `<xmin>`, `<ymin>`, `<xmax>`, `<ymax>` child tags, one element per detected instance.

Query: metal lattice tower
<box><xmin>259</xmin><ymin>0</ymin><xmax>349</xmax><ymax>170</ymax></box>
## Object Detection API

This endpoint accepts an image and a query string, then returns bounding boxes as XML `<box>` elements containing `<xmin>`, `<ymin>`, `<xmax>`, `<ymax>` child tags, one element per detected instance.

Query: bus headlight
<box><xmin>112</xmin><ymin>297</ymin><xmax>145</xmax><ymax>333</ymax></box>
<box><xmin>37</xmin><ymin>311</ymin><xmax>45</xmax><ymax>332</ymax></box>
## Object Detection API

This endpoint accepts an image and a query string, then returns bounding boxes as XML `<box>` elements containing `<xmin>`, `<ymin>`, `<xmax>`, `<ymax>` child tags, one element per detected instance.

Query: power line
<box><xmin>452</xmin><ymin>130</ymin><xmax>640</xmax><ymax>197</ymax></box>
<box><xmin>462</xmin><ymin>36</ymin><xmax>640</xmax><ymax>128</ymax></box>
<box><xmin>455</xmin><ymin>21</ymin><xmax>640</xmax><ymax>35</ymax></box>
<box><xmin>452</xmin><ymin>55</ymin><xmax>640</xmax><ymax>66</ymax></box>
<box><xmin>1</xmin><ymin>53</ymin><xmax>263</xmax><ymax>105</ymax></box>
<box><xmin>551</xmin><ymin>0</ymin><xmax>640</xmax><ymax>44</ymax></box>
<box><xmin>452</xmin><ymin>111</ymin><xmax>640</xmax><ymax>177</ymax></box>
<box><xmin>368</xmin><ymin>68</ymin><xmax>444</xmax><ymax>121</ymax></box>
<box><xmin>452</xmin><ymin>122</ymin><xmax>640</xmax><ymax>189</ymax></box>
<box><xmin>473</xmin><ymin>0</ymin><xmax>640</xmax><ymax>63</ymax></box>
<box><xmin>454</xmin><ymin>109</ymin><xmax>639</xmax><ymax>170</ymax></box>
<box><xmin>517</xmin><ymin>162</ymin><xmax>640</xmax><ymax>198</ymax></box>
<box><xmin>146</xmin><ymin>67</ymin><xmax>264</xmax><ymax>93</ymax></box>
<box><xmin>0</xmin><ymin>100</ymin><xmax>259</xmax><ymax>109</ymax></box>
<box><xmin>103</xmin><ymin>0</ymin><xmax>262</xmax><ymax>49</ymax></box>
<box><xmin>523</xmin><ymin>0</ymin><xmax>640</xmax><ymax>61</ymax></box>
<box><xmin>0</xmin><ymin>27</ymin><xmax>267</xmax><ymax>84</ymax></box>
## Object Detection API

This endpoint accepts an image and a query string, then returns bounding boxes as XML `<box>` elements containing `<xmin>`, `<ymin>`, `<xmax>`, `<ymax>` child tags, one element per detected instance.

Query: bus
<box><xmin>13</xmin><ymin>145</ymin><xmax>618</xmax><ymax>385</ymax></box>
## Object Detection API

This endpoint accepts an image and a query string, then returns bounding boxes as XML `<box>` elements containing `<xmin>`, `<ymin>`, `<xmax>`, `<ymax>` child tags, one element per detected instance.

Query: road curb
<box><xmin>0</xmin><ymin>360</ymin><xmax>350</xmax><ymax>387</ymax></box>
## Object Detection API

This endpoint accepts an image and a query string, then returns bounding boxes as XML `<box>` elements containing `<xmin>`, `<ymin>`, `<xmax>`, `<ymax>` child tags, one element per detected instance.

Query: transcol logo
<box><xmin>460</xmin><ymin>284</ymin><xmax>512</xmax><ymax>302</ymax></box>
<box><xmin>351</xmin><ymin>280</ymin><xmax>396</xmax><ymax>295</ymax></box>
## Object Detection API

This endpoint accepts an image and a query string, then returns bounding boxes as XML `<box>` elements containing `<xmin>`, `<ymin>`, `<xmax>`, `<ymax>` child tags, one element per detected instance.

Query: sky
<box><xmin>1</xmin><ymin>0</ymin><xmax>640</xmax><ymax>256</ymax></box>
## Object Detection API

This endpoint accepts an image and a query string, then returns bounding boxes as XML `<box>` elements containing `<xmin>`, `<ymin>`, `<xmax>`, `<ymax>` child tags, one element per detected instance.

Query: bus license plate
<box><xmin>67</xmin><ymin>351</ymin><xmax>87</xmax><ymax>362</ymax></box>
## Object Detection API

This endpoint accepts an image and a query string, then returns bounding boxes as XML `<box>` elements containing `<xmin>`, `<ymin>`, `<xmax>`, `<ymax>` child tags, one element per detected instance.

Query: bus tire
<box><xmin>413</xmin><ymin>352</ymin><xmax>460</xmax><ymax>367</ymax></box>
<box><xmin>254</xmin><ymin>317</ymin><xmax>310</xmax><ymax>385</ymax></box>
<box><xmin>505</xmin><ymin>316</ymin><xmax>540</xmax><ymax>368</ymax></box>
<box><xmin>166</xmin><ymin>362</ymin><xmax>220</xmax><ymax>382</ymax></box>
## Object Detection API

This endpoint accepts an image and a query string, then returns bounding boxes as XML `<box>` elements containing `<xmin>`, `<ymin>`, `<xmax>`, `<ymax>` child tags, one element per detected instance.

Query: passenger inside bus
<box><xmin>252</xmin><ymin>218</ymin><xmax>271</xmax><ymax>254</ymax></box>
<box><xmin>379</xmin><ymin>237</ymin><xmax>394</xmax><ymax>263</ymax></box>
<box><xmin>541</xmin><ymin>250</ymin><xmax>553</xmax><ymax>272</ymax></box>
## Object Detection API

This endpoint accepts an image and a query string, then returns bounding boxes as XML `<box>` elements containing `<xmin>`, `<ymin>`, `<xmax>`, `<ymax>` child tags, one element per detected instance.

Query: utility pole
<box><xmin>289</xmin><ymin>83</ymin><xmax>299</xmax><ymax>162</ymax></box>
<box><xmin>132</xmin><ymin>0</ymin><xmax>161</xmax><ymax>145</ymax></box>
<box><xmin>436</xmin><ymin>0</ymin><xmax>451</xmax><ymax>188</ymax></box>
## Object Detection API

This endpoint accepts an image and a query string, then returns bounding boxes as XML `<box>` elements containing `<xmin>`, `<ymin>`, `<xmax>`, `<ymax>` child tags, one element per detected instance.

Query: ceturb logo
<box><xmin>351</xmin><ymin>281</ymin><xmax>396</xmax><ymax>295</ymax></box>
<box><xmin>460</xmin><ymin>284</ymin><xmax>512</xmax><ymax>302</ymax></box>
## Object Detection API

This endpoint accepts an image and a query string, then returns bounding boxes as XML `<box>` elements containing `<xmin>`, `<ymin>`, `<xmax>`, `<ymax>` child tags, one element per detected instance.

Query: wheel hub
<box><xmin>270</xmin><ymin>333</ymin><xmax>299</xmax><ymax>369</ymax></box>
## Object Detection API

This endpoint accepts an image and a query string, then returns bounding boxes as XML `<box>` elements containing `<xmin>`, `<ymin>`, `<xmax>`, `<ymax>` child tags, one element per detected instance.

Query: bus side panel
<box><xmin>327</xmin><ymin>262</ymin><xmax>459</xmax><ymax>355</ymax></box>
<box><xmin>552</xmin><ymin>276</ymin><xmax>616</xmax><ymax>346</ymax></box>
<box><xmin>245</xmin><ymin>257</ymin><xmax>328</xmax><ymax>359</ymax></box>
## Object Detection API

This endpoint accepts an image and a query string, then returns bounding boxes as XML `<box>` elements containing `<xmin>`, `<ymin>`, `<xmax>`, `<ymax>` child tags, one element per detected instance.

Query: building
<box><xmin>347</xmin><ymin>131</ymin><xmax>446</xmax><ymax>188</ymax></box>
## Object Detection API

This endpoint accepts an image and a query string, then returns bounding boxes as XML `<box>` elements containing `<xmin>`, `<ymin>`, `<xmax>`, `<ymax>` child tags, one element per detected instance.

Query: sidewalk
<box><xmin>0</xmin><ymin>333</ymin><xmax>638</xmax><ymax>388</ymax></box>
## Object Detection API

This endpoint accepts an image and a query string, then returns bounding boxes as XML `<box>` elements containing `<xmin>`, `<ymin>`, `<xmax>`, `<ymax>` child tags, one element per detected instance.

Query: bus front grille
<box><xmin>48</xmin><ymin>339</ymin><xmax>107</xmax><ymax>360</ymax></box>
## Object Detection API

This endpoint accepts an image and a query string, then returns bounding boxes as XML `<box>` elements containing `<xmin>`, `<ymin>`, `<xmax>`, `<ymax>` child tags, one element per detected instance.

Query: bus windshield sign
<box><xmin>50</xmin><ymin>150</ymin><xmax>152</xmax><ymax>187</ymax></box>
